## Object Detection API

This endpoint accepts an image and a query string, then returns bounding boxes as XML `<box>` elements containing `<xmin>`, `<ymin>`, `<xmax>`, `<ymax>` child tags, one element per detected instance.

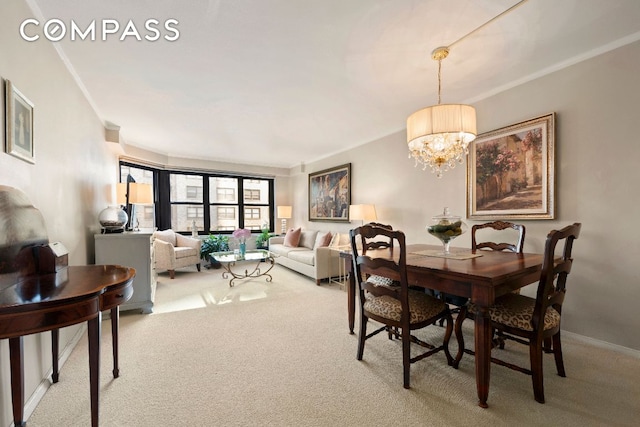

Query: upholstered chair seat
<box><xmin>467</xmin><ymin>293</ymin><xmax>561</xmax><ymax>332</ymax></box>
<box><xmin>366</xmin><ymin>274</ymin><xmax>397</xmax><ymax>288</ymax></box>
<box><xmin>364</xmin><ymin>289</ymin><xmax>447</xmax><ymax>324</ymax></box>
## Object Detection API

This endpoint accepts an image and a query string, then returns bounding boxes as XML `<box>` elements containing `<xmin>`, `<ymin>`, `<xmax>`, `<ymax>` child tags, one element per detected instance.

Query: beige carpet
<box><xmin>27</xmin><ymin>265</ymin><xmax>640</xmax><ymax>426</ymax></box>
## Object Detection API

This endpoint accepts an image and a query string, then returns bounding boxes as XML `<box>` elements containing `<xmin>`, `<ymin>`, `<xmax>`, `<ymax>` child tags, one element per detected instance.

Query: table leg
<box><xmin>51</xmin><ymin>329</ymin><xmax>60</xmax><ymax>383</ymax></box>
<box><xmin>88</xmin><ymin>314</ymin><xmax>101</xmax><ymax>427</ymax></box>
<box><xmin>9</xmin><ymin>337</ymin><xmax>26</xmax><ymax>427</ymax></box>
<box><xmin>111</xmin><ymin>306</ymin><xmax>120</xmax><ymax>378</ymax></box>
<box><xmin>474</xmin><ymin>306</ymin><xmax>492</xmax><ymax>408</ymax></box>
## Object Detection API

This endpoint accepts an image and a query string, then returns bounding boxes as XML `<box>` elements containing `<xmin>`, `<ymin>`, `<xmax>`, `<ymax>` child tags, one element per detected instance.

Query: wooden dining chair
<box><xmin>360</xmin><ymin>222</ymin><xmax>396</xmax><ymax>287</ymax></box>
<box><xmin>453</xmin><ymin>223</ymin><xmax>581</xmax><ymax>403</ymax></box>
<box><xmin>440</xmin><ymin>220</ymin><xmax>526</xmax><ymax>328</ymax></box>
<box><xmin>472</xmin><ymin>220</ymin><xmax>526</xmax><ymax>254</ymax></box>
<box><xmin>350</xmin><ymin>224</ymin><xmax>453</xmax><ymax>389</ymax></box>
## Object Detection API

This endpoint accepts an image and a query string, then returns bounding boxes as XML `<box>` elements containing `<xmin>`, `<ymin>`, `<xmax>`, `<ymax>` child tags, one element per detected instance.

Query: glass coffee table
<box><xmin>210</xmin><ymin>249</ymin><xmax>276</xmax><ymax>287</ymax></box>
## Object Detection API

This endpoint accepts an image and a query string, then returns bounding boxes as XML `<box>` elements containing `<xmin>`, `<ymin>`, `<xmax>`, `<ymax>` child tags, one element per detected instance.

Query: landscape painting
<box><xmin>467</xmin><ymin>114</ymin><xmax>555</xmax><ymax>220</ymax></box>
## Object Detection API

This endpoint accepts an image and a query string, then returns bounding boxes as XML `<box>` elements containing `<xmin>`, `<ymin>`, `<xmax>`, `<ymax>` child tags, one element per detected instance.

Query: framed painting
<box><xmin>308</xmin><ymin>163</ymin><xmax>351</xmax><ymax>222</ymax></box>
<box><xmin>5</xmin><ymin>80</ymin><xmax>35</xmax><ymax>164</ymax></box>
<box><xmin>467</xmin><ymin>113</ymin><xmax>555</xmax><ymax>220</ymax></box>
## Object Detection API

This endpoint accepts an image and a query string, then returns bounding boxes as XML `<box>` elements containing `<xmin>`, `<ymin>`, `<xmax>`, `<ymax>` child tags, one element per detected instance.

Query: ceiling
<box><xmin>28</xmin><ymin>0</ymin><xmax>640</xmax><ymax>169</ymax></box>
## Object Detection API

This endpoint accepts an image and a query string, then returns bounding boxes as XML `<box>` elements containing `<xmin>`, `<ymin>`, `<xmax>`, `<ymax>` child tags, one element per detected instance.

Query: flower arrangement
<box><xmin>232</xmin><ymin>228</ymin><xmax>252</xmax><ymax>244</ymax></box>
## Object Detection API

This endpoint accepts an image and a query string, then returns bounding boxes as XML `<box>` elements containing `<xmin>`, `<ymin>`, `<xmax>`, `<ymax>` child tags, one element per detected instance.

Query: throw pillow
<box><xmin>154</xmin><ymin>229</ymin><xmax>177</xmax><ymax>246</ymax></box>
<box><xmin>299</xmin><ymin>230</ymin><xmax>319</xmax><ymax>249</ymax></box>
<box><xmin>330</xmin><ymin>232</ymin><xmax>350</xmax><ymax>248</ymax></box>
<box><xmin>284</xmin><ymin>227</ymin><xmax>302</xmax><ymax>247</ymax></box>
<box><xmin>314</xmin><ymin>231</ymin><xmax>333</xmax><ymax>249</ymax></box>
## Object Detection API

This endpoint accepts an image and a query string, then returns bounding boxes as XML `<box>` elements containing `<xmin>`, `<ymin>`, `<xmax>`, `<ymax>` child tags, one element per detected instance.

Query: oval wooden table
<box><xmin>0</xmin><ymin>265</ymin><xmax>135</xmax><ymax>427</ymax></box>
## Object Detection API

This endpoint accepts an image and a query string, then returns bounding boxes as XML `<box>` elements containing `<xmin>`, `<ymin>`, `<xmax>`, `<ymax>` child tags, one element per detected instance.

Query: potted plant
<box><xmin>255</xmin><ymin>225</ymin><xmax>273</xmax><ymax>250</ymax></box>
<box><xmin>200</xmin><ymin>234</ymin><xmax>230</xmax><ymax>269</ymax></box>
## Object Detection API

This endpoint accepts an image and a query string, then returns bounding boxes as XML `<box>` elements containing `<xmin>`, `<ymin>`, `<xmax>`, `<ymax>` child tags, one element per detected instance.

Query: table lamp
<box><xmin>277</xmin><ymin>205</ymin><xmax>292</xmax><ymax>235</ymax></box>
<box><xmin>128</xmin><ymin>183</ymin><xmax>153</xmax><ymax>231</ymax></box>
<box><xmin>349</xmin><ymin>204</ymin><xmax>377</xmax><ymax>225</ymax></box>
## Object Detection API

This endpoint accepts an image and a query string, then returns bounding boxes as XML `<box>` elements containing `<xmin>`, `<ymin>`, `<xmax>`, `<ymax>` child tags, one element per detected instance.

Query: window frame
<box><xmin>119</xmin><ymin>160</ymin><xmax>275</xmax><ymax>235</ymax></box>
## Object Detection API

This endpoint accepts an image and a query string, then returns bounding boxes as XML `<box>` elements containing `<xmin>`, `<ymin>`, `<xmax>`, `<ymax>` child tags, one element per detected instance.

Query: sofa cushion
<box><xmin>154</xmin><ymin>229</ymin><xmax>177</xmax><ymax>246</ymax></box>
<box><xmin>270</xmin><ymin>244</ymin><xmax>307</xmax><ymax>257</ymax></box>
<box><xmin>287</xmin><ymin>250</ymin><xmax>315</xmax><ymax>266</ymax></box>
<box><xmin>299</xmin><ymin>230</ymin><xmax>318</xmax><ymax>249</ymax></box>
<box><xmin>314</xmin><ymin>231</ymin><xmax>333</xmax><ymax>249</ymax></box>
<box><xmin>284</xmin><ymin>227</ymin><xmax>302</xmax><ymax>247</ymax></box>
<box><xmin>174</xmin><ymin>246</ymin><xmax>198</xmax><ymax>259</ymax></box>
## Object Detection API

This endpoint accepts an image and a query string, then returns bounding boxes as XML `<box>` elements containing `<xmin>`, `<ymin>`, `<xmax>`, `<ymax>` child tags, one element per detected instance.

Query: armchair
<box><xmin>153</xmin><ymin>229</ymin><xmax>201</xmax><ymax>279</ymax></box>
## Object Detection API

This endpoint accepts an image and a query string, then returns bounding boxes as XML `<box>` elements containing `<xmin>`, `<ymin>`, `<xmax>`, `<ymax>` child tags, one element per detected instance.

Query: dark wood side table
<box><xmin>0</xmin><ymin>265</ymin><xmax>135</xmax><ymax>427</ymax></box>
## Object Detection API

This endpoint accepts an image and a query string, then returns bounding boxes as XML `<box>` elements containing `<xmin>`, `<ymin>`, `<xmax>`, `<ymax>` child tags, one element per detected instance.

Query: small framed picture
<box><xmin>467</xmin><ymin>113</ymin><xmax>555</xmax><ymax>220</ymax></box>
<box><xmin>5</xmin><ymin>80</ymin><xmax>35</xmax><ymax>164</ymax></box>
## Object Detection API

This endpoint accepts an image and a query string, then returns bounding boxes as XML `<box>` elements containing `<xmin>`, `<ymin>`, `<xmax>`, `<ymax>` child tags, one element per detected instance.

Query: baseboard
<box><xmin>23</xmin><ymin>324</ymin><xmax>86</xmax><ymax>423</ymax></box>
<box><xmin>563</xmin><ymin>330</ymin><xmax>640</xmax><ymax>359</ymax></box>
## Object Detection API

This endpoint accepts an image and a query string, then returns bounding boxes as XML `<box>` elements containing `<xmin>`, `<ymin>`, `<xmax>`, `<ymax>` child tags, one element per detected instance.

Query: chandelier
<box><xmin>405</xmin><ymin>0</ymin><xmax>530</xmax><ymax>177</ymax></box>
<box><xmin>406</xmin><ymin>46</ymin><xmax>476</xmax><ymax>178</ymax></box>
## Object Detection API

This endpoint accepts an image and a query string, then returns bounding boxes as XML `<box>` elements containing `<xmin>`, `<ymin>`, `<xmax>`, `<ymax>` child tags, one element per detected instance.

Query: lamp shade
<box><xmin>129</xmin><ymin>183</ymin><xmax>153</xmax><ymax>204</ymax></box>
<box><xmin>116</xmin><ymin>183</ymin><xmax>127</xmax><ymax>205</ymax></box>
<box><xmin>406</xmin><ymin>104</ymin><xmax>477</xmax><ymax>144</ymax></box>
<box><xmin>349</xmin><ymin>204</ymin><xmax>377</xmax><ymax>222</ymax></box>
<box><xmin>277</xmin><ymin>205</ymin><xmax>292</xmax><ymax>219</ymax></box>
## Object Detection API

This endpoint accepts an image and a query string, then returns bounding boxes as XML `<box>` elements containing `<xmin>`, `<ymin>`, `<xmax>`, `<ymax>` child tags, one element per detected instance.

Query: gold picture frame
<box><xmin>308</xmin><ymin>163</ymin><xmax>351</xmax><ymax>222</ymax></box>
<box><xmin>467</xmin><ymin>113</ymin><xmax>555</xmax><ymax>220</ymax></box>
<box><xmin>5</xmin><ymin>80</ymin><xmax>35</xmax><ymax>164</ymax></box>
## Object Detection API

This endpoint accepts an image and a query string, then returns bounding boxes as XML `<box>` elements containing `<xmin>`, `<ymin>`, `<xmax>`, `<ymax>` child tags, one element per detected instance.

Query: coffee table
<box><xmin>210</xmin><ymin>249</ymin><xmax>276</xmax><ymax>287</ymax></box>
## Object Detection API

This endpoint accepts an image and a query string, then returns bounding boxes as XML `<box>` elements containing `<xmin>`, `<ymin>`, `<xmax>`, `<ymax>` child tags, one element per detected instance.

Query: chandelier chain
<box><xmin>437</xmin><ymin>59</ymin><xmax>442</xmax><ymax>105</ymax></box>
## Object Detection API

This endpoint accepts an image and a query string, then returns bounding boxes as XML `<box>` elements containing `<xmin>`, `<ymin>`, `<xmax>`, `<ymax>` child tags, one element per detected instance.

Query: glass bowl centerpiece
<box><xmin>426</xmin><ymin>207</ymin><xmax>467</xmax><ymax>255</ymax></box>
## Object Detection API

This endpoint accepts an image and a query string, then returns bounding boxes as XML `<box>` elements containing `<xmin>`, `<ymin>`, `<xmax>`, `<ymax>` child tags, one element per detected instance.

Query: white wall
<box><xmin>293</xmin><ymin>40</ymin><xmax>640</xmax><ymax>352</ymax></box>
<box><xmin>0</xmin><ymin>3</ymin><xmax>293</xmax><ymax>424</ymax></box>
<box><xmin>0</xmin><ymin>2</ymin><xmax>120</xmax><ymax>425</ymax></box>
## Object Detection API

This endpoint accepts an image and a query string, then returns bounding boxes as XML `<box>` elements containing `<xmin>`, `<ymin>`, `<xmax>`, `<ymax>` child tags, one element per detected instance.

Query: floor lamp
<box><xmin>277</xmin><ymin>206</ymin><xmax>292</xmax><ymax>235</ymax></box>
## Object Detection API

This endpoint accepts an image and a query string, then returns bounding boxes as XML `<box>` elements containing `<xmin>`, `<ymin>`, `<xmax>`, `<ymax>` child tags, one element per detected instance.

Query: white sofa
<box><xmin>268</xmin><ymin>229</ymin><xmax>349</xmax><ymax>285</ymax></box>
<box><xmin>153</xmin><ymin>229</ymin><xmax>202</xmax><ymax>279</ymax></box>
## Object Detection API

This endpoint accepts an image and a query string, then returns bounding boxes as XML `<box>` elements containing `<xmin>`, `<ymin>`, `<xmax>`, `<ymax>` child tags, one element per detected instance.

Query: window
<box><xmin>245</xmin><ymin>208</ymin><xmax>260</xmax><ymax>219</ymax></box>
<box><xmin>216</xmin><ymin>188</ymin><xmax>235</xmax><ymax>202</ymax></box>
<box><xmin>187</xmin><ymin>207</ymin><xmax>204</xmax><ymax>218</ymax></box>
<box><xmin>186</xmin><ymin>186</ymin><xmax>203</xmax><ymax>200</ymax></box>
<box><xmin>119</xmin><ymin>161</ymin><xmax>274</xmax><ymax>235</ymax></box>
<box><xmin>119</xmin><ymin>164</ymin><xmax>155</xmax><ymax>230</ymax></box>
<box><xmin>218</xmin><ymin>207</ymin><xmax>235</xmax><ymax>219</ymax></box>
<box><xmin>244</xmin><ymin>189</ymin><xmax>260</xmax><ymax>201</ymax></box>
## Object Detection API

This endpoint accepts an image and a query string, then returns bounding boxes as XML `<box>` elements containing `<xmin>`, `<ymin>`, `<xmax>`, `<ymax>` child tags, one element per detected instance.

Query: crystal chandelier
<box><xmin>406</xmin><ymin>46</ymin><xmax>476</xmax><ymax>178</ymax></box>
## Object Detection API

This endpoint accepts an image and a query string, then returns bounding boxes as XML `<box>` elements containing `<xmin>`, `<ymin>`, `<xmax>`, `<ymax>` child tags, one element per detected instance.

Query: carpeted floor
<box><xmin>27</xmin><ymin>265</ymin><xmax>640</xmax><ymax>426</ymax></box>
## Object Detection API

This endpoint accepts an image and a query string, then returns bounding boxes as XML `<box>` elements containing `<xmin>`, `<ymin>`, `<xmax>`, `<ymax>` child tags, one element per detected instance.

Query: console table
<box><xmin>0</xmin><ymin>265</ymin><xmax>135</xmax><ymax>427</ymax></box>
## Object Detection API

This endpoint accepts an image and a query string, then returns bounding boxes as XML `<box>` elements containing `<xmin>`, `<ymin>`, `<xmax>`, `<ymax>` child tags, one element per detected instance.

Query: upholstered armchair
<box><xmin>153</xmin><ymin>229</ymin><xmax>201</xmax><ymax>279</ymax></box>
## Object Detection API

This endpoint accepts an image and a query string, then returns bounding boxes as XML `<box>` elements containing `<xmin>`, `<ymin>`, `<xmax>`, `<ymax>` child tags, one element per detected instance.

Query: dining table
<box><xmin>341</xmin><ymin>243</ymin><xmax>544</xmax><ymax>408</ymax></box>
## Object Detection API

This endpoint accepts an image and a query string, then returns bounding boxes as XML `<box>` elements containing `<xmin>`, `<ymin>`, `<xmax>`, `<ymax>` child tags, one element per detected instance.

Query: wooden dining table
<box><xmin>341</xmin><ymin>243</ymin><xmax>544</xmax><ymax>408</ymax></box>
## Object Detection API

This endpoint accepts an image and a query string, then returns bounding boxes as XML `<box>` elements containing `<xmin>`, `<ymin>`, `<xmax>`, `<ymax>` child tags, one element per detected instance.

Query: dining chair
<box><xmin>440</xmin><ymin>220</ymin><xmax>526</xmax><ymax>328</ymax></box>
<box><xmin>350</xmin><ymin>224</ymin><xmax>453</xmax><ymax>389</ymax></box>
<box><xmin>453</xmin><ymin>223</ymin><xmax>582</xmax><ymax>403</ymax></box>
<box><xmin>471</xmin><ymin>220</ymin><xmax>526</xmax><ymax>253</ymax></box>
<box><xmin>361</xmin><ymin>222</ymin><xmax>396</xmax><ymax>287</ymax></box>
